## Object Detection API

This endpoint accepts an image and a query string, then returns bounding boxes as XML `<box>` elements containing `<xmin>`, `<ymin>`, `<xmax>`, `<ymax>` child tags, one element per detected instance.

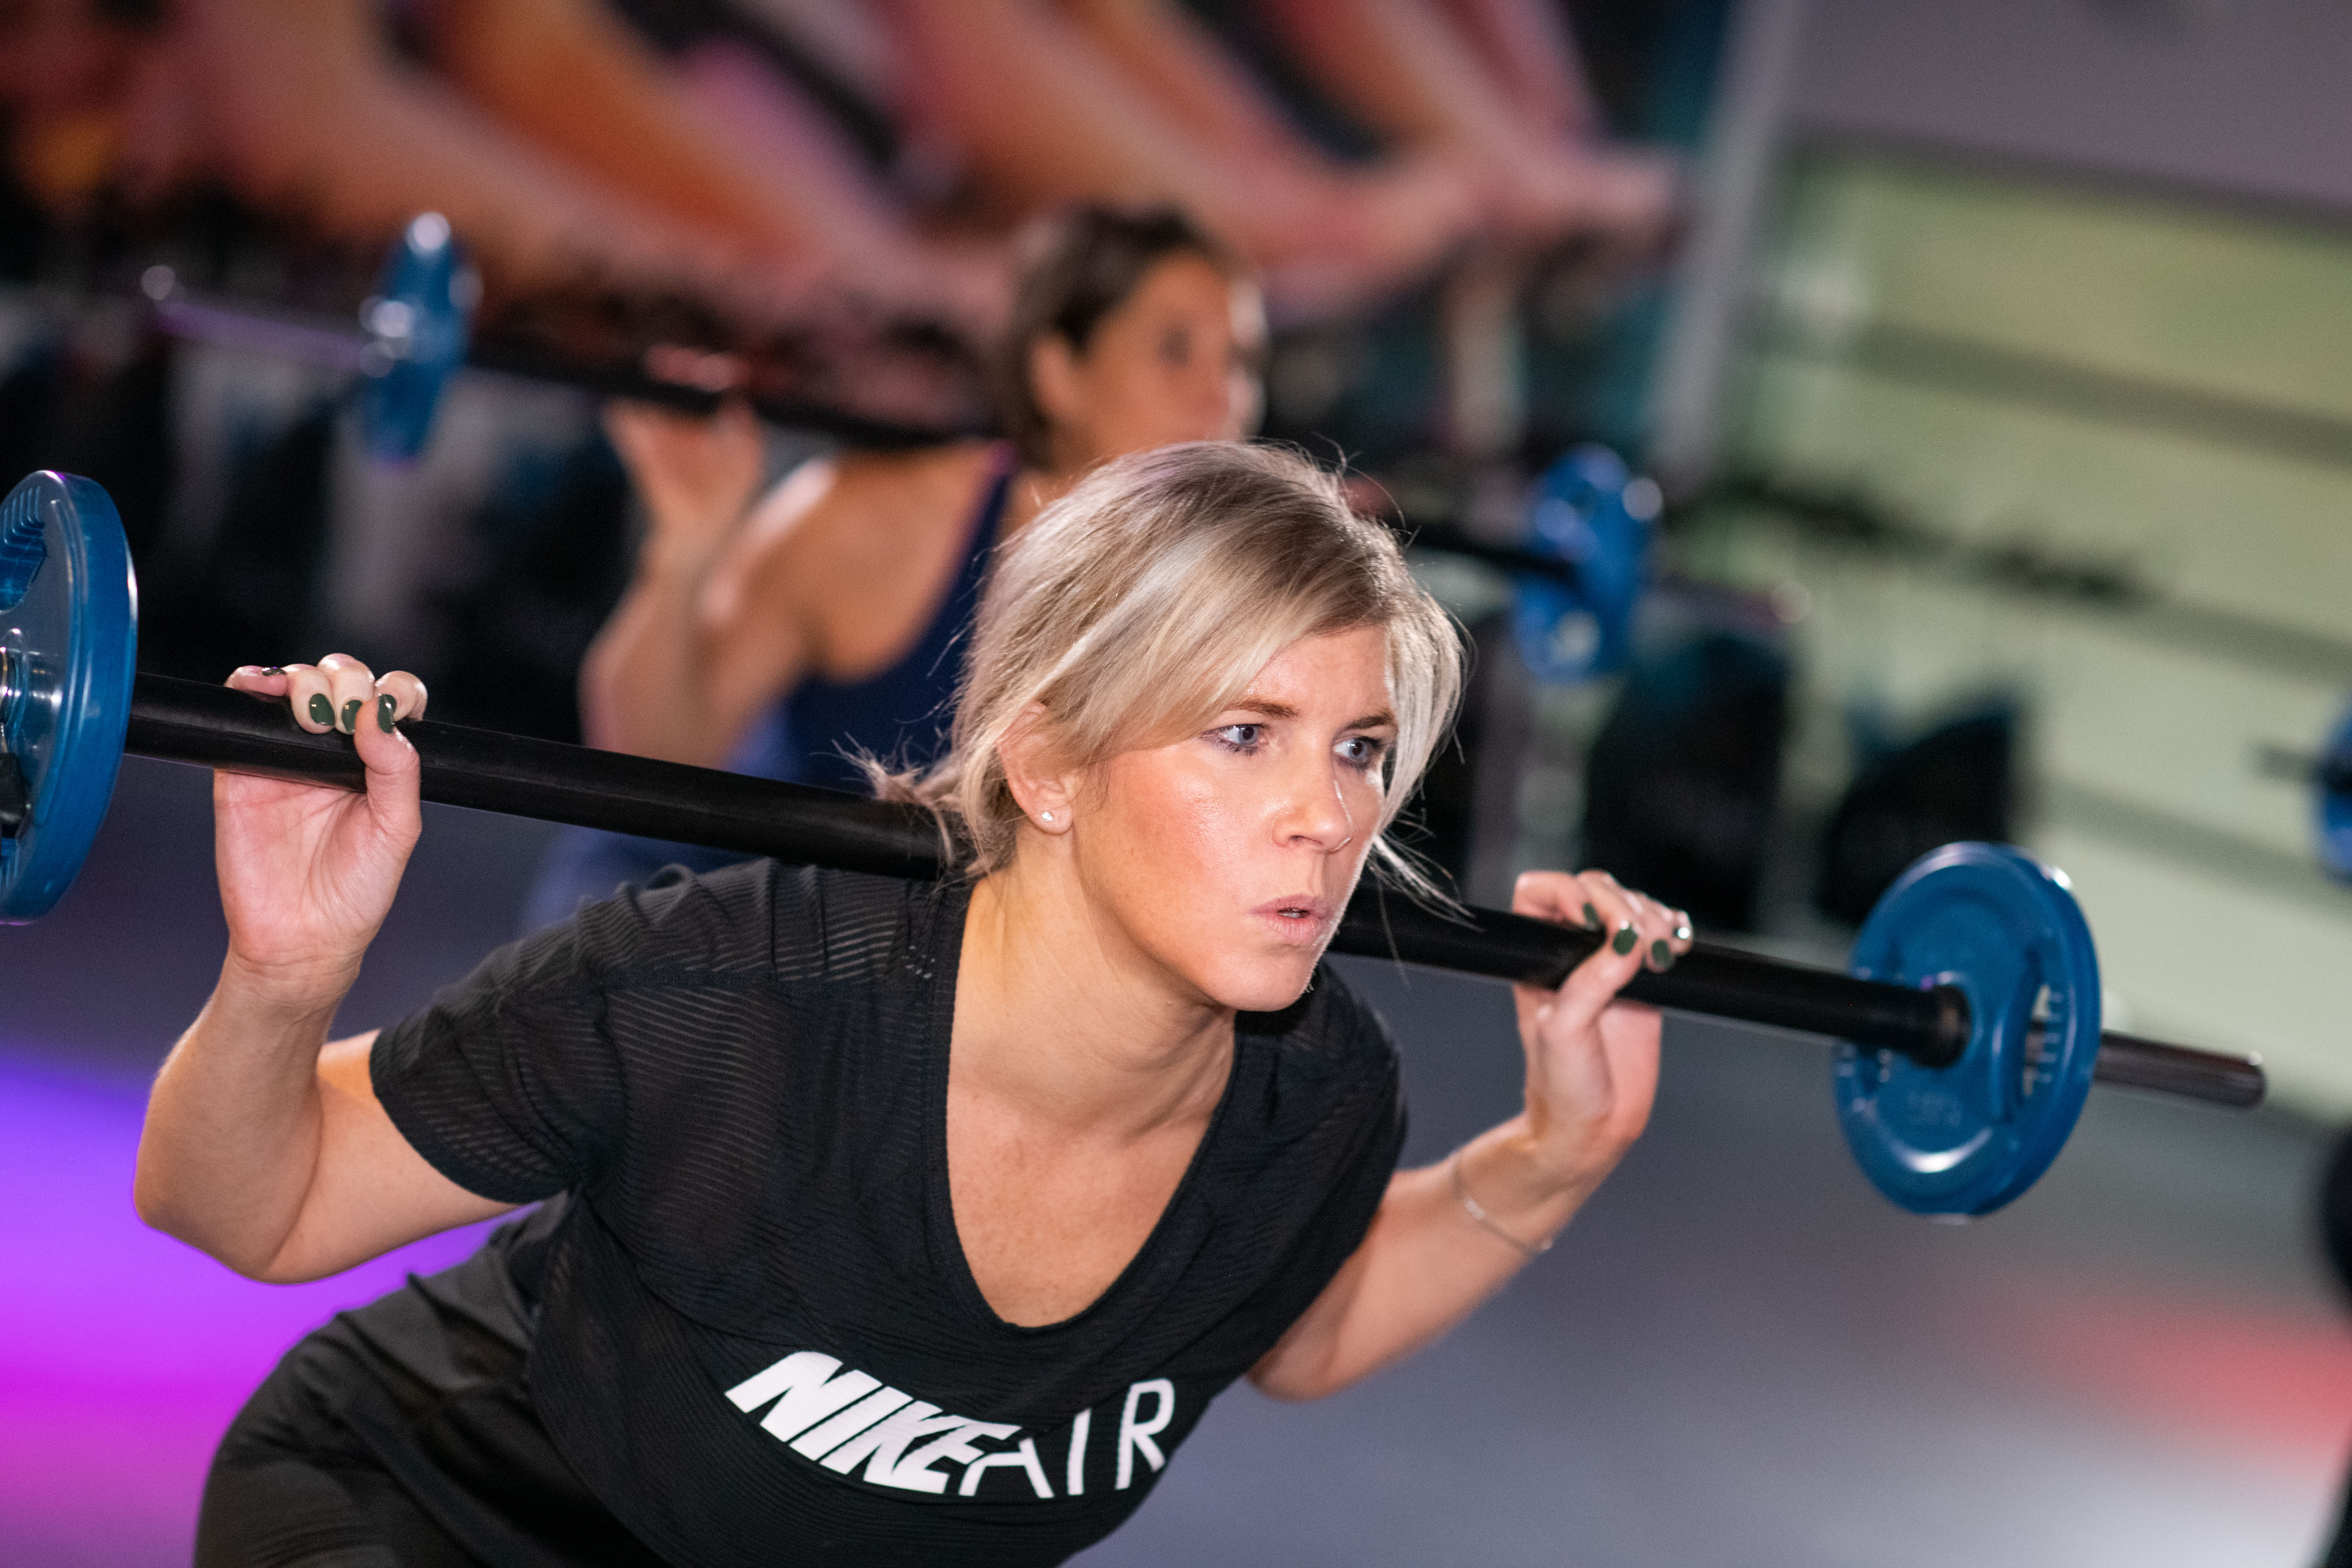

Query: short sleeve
<box><xmin>1233</xmin><ymin>981</ymin><xmax>1409</xmax><ymax>1344</ymax></box>
<box><xmin>371</xmin><ymin>860</ymin><xmax>781</xmax><ymax>1203</ymax></box>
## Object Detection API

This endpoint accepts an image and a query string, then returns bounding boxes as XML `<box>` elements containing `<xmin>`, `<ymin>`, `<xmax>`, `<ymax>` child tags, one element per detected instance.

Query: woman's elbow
<box><xmin>1247</xmin><ymin>1348</ymin><xmax>1352</xmax><ymax>1404</ymax></box>
<box><xmin>130</xmin><ymin>1169</ymin><xmax>296</xmax><ymax>1282</ymax></box>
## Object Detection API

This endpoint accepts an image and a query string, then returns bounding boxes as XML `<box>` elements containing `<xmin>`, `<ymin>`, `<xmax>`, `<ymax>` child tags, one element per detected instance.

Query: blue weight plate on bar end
<box><xmin>1835</xmin><ymin>842</ymin><xmax>2101</xmax><ymax>1216</ymax></box>
<box><xmin>2316</xmin><ymin>697</ymin><xmax>2352</xmax><ymax>878</ymax></box>
<box><xmin>355</xmin><ymin>212</ymin><xmax>477</xmax><ymax>464</ymax></box>
<box><xmin>0</xmin><ymin>472</ymin><xmax>138</xmax><ymax>923</ymax></box>
<box><xmin>1511</xmin><ymin>443</ymin><xmax>1656</xmax><ymax>685</ymax></box>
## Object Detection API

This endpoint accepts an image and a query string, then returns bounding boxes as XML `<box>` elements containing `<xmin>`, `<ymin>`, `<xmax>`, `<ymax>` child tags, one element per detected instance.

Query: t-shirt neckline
<box><xmin>920</xmin><ymin>880</ymin><xmax>1243</xmax><ymax>1338</ymax></box>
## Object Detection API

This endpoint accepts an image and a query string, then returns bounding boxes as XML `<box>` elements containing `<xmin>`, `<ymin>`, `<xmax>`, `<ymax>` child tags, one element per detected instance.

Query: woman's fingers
<box><xmin>317</xmin><ymin>654</ymin><xmax>381</xmax><ymax>736</ymax></box>
<box><xmin>269</xmin><ymin>663</ymin><xmax>335</xmax><ymax>733</ymax></box>
<box><xmin>226</xmin><ymin>663</ymin><xmax>291</xmax><ymax>701</ymax></box>
<box><xmin>228</xmin><ymin>657</ymin><xmax>427</xmax><ymax>734</ymax></box>
<box><xmin>1510</xmin><ymin>869</ymin><xmax>1695</xmax><ymax>1033</ymax></box>
<box><xmin>375</xmin><ymin>669</ymin><xmax>428</xmax><ymax>725</ymax></box>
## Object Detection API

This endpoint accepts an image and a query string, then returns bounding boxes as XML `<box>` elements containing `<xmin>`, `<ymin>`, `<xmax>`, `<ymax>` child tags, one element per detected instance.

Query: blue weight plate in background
<box><xmin>2317</xmin><ymin>697</ymin><xmax>2352</xmax><ymax>878</ymax></box>
<box><xmin>0</xmin><ymin>472</ymin><xmax>138</xmax><ymax>923</ymax></box>
<box><xmin>1834</xmin><ymin>842</ymin><xmax>2102</xmax><ymax>1216</ymax></box>
<box><xmin>1511</xmin><ymin>443</ymin><xmax>1655</xmax><ymax>686</ymax></box>
<box><xmin>354</xmin><ymin>212</ymin><xmax>477</xmax><ymax>464</ymax></box>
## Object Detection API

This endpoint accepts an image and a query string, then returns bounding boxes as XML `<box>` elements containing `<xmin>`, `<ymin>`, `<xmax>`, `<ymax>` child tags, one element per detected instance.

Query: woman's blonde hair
<box><xmin>874</xmin><ymin>441</ymin><xmax>1463</xmax><ymax>899</ymax></box>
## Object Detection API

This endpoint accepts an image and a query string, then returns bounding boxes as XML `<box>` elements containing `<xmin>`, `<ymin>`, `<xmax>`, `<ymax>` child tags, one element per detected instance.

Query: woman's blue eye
<box><xmin>1213</xmin><ymin>724</ymin><xmax>1264</xmax><ymax>751</ymax></box>
<box><xmin>1338</xmin><ymin>736</ymin><xmax>1388</xmax><ymax>770</ymax></box>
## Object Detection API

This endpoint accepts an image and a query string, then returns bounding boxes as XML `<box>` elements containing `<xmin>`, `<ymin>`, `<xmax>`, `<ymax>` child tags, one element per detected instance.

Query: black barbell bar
<box><xmin>126</xmin><ymin>672</ymin><xmax>2264</xmax><ymax>1110</ymax></box>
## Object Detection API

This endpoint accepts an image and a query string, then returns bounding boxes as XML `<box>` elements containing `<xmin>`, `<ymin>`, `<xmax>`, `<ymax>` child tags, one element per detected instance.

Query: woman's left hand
<box><xmin>1509</xmin><ymin>868</ymin><xmax>1691</xmax><ymax>1198</ymax></box>
<box><xmin>1250</xmin><ymin>867</ymin><xmax>1695</xmax><ymax>1401</ymax></box>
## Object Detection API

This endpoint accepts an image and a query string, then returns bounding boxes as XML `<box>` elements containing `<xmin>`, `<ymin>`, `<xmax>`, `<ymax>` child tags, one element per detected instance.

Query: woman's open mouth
<box><xmin>1252</xmin><ymin>895</ymin><xmax>1334</xmax><ymax>946</ymax></box>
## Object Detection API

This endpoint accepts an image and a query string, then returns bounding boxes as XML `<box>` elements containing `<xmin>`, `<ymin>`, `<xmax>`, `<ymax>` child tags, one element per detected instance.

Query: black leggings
<box><xmin>197</xmin><ymin>1262</ymin><xmax>662</xmax><ymax>1568</ymax></box>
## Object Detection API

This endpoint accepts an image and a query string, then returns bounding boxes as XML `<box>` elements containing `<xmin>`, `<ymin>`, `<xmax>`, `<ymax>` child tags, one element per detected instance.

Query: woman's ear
<box><xmin>998</xmin><ymin>703</ymin><xmax>1077</xmax><ymax>834</ymax></box>
<box><xmin>1028</xmin><ymin>334</ymin><xmax>1086</xmax><ymax>441</ymax></box>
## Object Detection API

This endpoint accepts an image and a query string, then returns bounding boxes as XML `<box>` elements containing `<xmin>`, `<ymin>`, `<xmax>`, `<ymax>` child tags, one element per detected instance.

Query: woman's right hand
<box><xmin>604</xmin><ymin>398</ymin><xmax>768</xmax><ymax>565</ymax></box>
<box><xmin>215</xmin><ymin>657</ymin><xmax>429</xmax><ymax>999</ymax></box>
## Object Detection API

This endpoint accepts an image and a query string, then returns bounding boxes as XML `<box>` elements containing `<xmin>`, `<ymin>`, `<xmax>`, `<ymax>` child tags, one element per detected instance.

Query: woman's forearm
<box><xmin>578</xmin><ymin>538</ymin><xmax>735</xmax><ymax>765</ymax></box>
<box><xmin>1251</xmin><ymin>1117</ymin><xmax>1592</xmax><ymax>1401</ymax></box>
<box><xmin>176</xmin><ymin>0</ymin><xmax>765</xmax><ymax>300</ymax></box>
<box><xmin>423</xmin><ymin>0</ymin><xmax>904</xmax><ymax>267</ymax></box>
<box><xmin>134</xmin><ymin>958</ymin><xmax>350</xmax><ymax>1280</ymax></box>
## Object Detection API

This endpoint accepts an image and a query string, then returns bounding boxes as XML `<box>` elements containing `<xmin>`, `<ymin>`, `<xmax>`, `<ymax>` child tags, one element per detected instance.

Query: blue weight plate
<box><xmin>354</xmin><ymin>212</ymin><xmax>477</xmax><ymax>464</ymax></box>
<box><xmin>2317</xmin><ymin>698</ymin><xmax>2352</xmax><ymax>878</ymax></box>
<box><xmin>0</xmin><ymin>472</ymin><xmax>138</xmax><ymax>923</ymax></box>
<box><xmin>1511</xmin><ymin>443</ymin><xmax>1654</xmax><ymax>686</ymax></box>
<box><xmin>1835</xmin><ymin>842</ymin><xmax>2101</xmax><ymax>1216</ymax></box>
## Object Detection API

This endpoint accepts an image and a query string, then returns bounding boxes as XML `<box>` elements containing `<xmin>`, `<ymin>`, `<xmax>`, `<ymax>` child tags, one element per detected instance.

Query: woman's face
<box><xmin>1034</xmin><ymin>253</ymin><xmax>1266</xmax><ymax>470</ymax></box>
<box><xmin>1068</xmin><ymin>624</ymin><xmax>1394</xmax><ymax>1014</ymax></box>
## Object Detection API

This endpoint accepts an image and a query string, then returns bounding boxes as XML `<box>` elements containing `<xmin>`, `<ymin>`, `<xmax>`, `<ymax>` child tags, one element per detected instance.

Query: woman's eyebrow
<box><xmin>1223</xmin><ymin>701</ymin><xmax>1395</xmax><ymax>729</ymax></box>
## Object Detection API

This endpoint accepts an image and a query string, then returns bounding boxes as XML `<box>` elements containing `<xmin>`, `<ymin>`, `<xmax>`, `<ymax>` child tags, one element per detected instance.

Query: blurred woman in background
<box><xmin>522</xmin><ymin>203</ymin><xmax>1266</xmax><ymax>928</ymax></box>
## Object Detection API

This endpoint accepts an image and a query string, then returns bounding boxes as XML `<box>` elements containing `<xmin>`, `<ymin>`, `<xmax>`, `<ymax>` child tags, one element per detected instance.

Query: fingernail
<box><xmin>308</xmin><ymin>693</ymin><xmax>334</xmax><ymax>726</ymax></box>
<box><xmin>1651</xmin><ymin>939</ymin><xmax>1674</xmax><ymax>970</ymax></box>
<box><xmin>376</xmin><ymin>694</ymin><xmax>396</xmax><ymax>733</ymax></box>
<box><xmin>1582</xmin><ymin>903</ymin><xmax>1601</xmax><ymax>929</ymax></box>
<box><xmin>1611</xmin><ymin>923</ymin><xmax>1637</xmax><ymax>955</ymax></box>
<box><xmin>260</xmin><ymin>666</ymin><xmax>283</xmax><ymax>677</ymax></box>
<box><xmin>340</xmin><ymin>698</ymin><xmax>362</xmax><ymax>733</ymax></box>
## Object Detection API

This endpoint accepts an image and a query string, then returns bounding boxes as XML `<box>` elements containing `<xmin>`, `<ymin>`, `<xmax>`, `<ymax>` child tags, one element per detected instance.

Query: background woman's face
<box><xmin>1038</xmin><ymin>253</ymin><xmax>1266</xmax><ymax>468</ymax></box>
<box><xmin>1068</xmin><ymin>625</ymin><xmax>1393</xmax><ymax>1014</ymax></box>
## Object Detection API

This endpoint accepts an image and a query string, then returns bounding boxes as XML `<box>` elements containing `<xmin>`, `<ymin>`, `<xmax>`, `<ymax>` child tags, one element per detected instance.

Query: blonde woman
<box><xmin>142</xmin><ymin>443</ymin><xmax>1690</xmax><ymax>1566</ymax></box>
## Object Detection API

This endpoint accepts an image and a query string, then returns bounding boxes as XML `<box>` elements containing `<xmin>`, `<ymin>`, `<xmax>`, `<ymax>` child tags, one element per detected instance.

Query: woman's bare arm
<box><xmin>1251</xmin><ymin>870</ymin><xmax>1687</xmax><ymax>1401</ymax></box>
<box><xmin>577</xmin><ymin>403</ymin><xmax>822</xmax><ymax>767</ymax></box>
<box><xmin>420</xmin><ymin>0</ymin><xmax>910</xmax><ymax>277</ymax></box>
<box><xmin>172</xmin><ymin>0</ymin><xmax>766</xmax><ymax>299</ymax></box>
<box><xmin>139</xmin><ymin>1024</ymin><xmax>512</xmax><ymax>1282</ymax></box>
<box><xmin>133</xmin><ymin>659</ymin><xmax>513</xmax><ymax>1282</ymax></box>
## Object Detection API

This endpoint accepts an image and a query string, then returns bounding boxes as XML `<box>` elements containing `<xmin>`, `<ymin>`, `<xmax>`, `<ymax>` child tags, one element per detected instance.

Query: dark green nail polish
<box><xmin>1582</xmin><ymin>903</ymin><xmax>1600</xmax><ymax>929</ymax></box>
<box><xmin>1612</xmin><ymin>924</ymin><xmax>1637</xmax><ymax>955</ymax></box>
<box><xmin>340</xmin><ymin>698</ymin><xmax>362</xmax><ymax>733</ymax></box>
<box><xmin>308</xmin><ymin>693</ymin><xmax>333</xmax><ymax>725</ymax></box>
<box><xmin>1651</xmin><ymin>939</ymin><xmax>1673</xmax><ymax>970</ymax></box>
<box><xmin>377</xmin><ymin>694</ymin><xmax>396</xmax><ymax>733</ymax></box>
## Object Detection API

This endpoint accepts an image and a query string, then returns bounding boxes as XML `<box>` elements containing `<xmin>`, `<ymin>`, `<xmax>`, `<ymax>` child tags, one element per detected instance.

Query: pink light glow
<box><xmin>1956</xmin><ymin>1270</ymin><xmax>2352</xmax><ymax>1464</ymax></box>
<box><xmin>0</xmin><ymin>1051</ymin><xmax>500</xmax><ymax>1565</ymax></box>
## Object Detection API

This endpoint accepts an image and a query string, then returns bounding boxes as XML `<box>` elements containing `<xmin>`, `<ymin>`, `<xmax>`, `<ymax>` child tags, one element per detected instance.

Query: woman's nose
<box><xmin>1274</xmin><ymin>758</ymin><xmax>1356</xmax><ymax>851</ymax></box>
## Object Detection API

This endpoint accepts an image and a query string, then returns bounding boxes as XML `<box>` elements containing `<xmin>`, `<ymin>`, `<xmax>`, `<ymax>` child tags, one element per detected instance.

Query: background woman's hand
<box><xmin>603</xmin><ymin>398</ymin><xmax>768</xmax><ymax>566</ymax></box>
<box><xmin>215</xmin><ymin>657</ymin><xmax>429</xmax><ymax>998</ymax></box>
<box><xmin>1509</xmin><ymin>868</ymin><xmax>1692</xmax><ymax>1196</ymax></box>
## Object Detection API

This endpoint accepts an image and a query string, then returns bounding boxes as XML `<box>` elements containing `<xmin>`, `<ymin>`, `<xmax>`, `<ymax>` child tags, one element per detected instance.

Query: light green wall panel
<box><xmin>1769</xmin><ymin>155</ymin><xmax>2352</xmax><ymax>426</ymax></box>
<box><xmin>1743</xmin><ymin>354</ymin><xmax>2352</xmax><ymax>654</ymax></box>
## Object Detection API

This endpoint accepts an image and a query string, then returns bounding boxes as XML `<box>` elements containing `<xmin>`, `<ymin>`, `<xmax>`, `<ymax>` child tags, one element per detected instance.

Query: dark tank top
<box><xmin>520</xmin><ymin>448</ymin><xmax>1015</xmax><ymax>933</ymax></box>
<box><xmin>737</xmin><ymin>447</ymin><xmax>1013</xmax><ymax>791</ymax></box>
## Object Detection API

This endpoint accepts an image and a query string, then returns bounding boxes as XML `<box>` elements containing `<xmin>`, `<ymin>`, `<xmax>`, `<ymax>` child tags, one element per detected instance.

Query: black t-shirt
<box><xmin>371</xmin><ymin>861</ymin><xmax>1406</xmax><ymax>1567</ymax></box>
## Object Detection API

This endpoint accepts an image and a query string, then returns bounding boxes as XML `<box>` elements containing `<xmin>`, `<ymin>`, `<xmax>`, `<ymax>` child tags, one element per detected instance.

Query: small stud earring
<box><xmin>1040</xmin><ymin>811</ymin><xmax>1054</xmax><ymax>823</ymax></box>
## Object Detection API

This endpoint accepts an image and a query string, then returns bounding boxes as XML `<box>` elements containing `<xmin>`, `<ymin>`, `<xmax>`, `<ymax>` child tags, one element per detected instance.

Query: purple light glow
<box><xmin>0</xmin><ymin>1048</ymin><xmax>502</xmax><ymax>1565</ymax></box>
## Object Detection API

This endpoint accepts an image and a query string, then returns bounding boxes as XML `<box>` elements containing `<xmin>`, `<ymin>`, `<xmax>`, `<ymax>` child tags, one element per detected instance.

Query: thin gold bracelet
<box><xmin>1449</xmin><ymin>1148</ymin><xmax>1552</xmax><ymax>1261</ymax></box>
